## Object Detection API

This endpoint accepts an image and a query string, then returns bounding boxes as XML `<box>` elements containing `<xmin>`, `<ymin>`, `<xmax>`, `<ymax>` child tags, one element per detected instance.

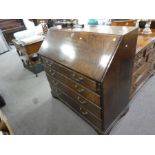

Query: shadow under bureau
<box><xmin>39</xmin><ymin>26</ymin><xmax>138</xmax><ymax>134</ymax></box>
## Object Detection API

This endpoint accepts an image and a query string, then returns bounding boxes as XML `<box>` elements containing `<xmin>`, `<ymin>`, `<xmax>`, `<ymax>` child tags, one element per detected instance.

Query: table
<box><xmin>12</xmin><ymin>39</ymin><xmax>44</xmax><ymax>77</ymax></box>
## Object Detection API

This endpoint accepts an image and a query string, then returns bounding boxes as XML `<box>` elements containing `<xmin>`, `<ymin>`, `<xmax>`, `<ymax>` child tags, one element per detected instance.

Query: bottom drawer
<box><xmin>136</xmin><ymin>70</ymin><xmax>151</xmax><ymax>87</ymax></box>
<box><xmin>56</xmin><ymin>89</ymin><xmax>102</xmax><ymax>130</ymax></box>
<box><xmin>132</xmin><ymin>63</ymin><xmax>149</xmax><ymax>83</ymax></box>
<box><xmin>130</xmin><ymin>69</ymin><xmax>151</xmax><ymax>96</ymax></box>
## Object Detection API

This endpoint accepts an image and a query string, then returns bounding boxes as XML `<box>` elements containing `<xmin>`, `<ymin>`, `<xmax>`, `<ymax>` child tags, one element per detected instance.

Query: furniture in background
<box><xmin>13</xmin><ymin>25</ymin><xmax>45</xmax><ymax>77</ymax></box>
<box><xmin>130</xmin><ymin>31</ymin><xmax>155</xmax><ymax>98</ymax></box>
<box><xmin>13</xmin><ymin>38</ymin><xmax>44</xmax><ymax>77</ymax></box>
<box><xmin>111</xmin><ymin>19</ymin><xmax>137</xmax><ymax>26</ymax></box>
<box><xmin>0</xmin><ymin>19</ymin><xmax>25</xmax><ymax>44</ymax></box>
<box><xmin>0</xmin><ymin>29</ymin><xmax>10</xmax><ymax>54</ymax></box>
<box><xmin>109</xmin><ymin>19</ymin><xmax>155</xmax><ymax>98</ymax></box>
<box><xmin>39</xmin><ymin>26</ymin><xmax>138</xmax><ymax>134</ymax></box>
<box><xmin>35</xmin><ymin>19</ymin><xmax>79</xmax><ymax>28</ymax></box>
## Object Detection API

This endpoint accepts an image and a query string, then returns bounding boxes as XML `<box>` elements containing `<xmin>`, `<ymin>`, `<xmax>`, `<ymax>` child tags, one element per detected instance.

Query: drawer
<box><xmin>132</xmin><ymin>63</ymin><xmax>149</xmax><ymax>83</ymax></box>
<box><xmin>133</xmin><ymin>58</ymin><xmax>145</xmax><ymax>72</ymax></box>
<box><xmin>42</xmin><ymin>57</ymin><xmax>99</xmax><ymax>93</ymax></box>
<box><xmin>135</xmin><ymin>50</ymin><xmax>144</xmax><ymax>61</ymax></box>
<box><xmin>132</xmin><ymin>64</ymin><xmax>151</xmax><ymax>87</ymax></box>
<box><xmin>133</xmin><ymin>70</ymin><xmax>151</xmax><ymax>91</ymax></box>
<box><xmin>47</xmin><ymin>74</ymin><xmax>102</xmax><ymax>118</ymax></box>
<box><xmin>56</xmin><ymin>89</ymin><xmax>102</xmax><ymax>129</ymax></box>
<box><xmin>143</xmin><ymin>45</ymin><xmax>154</xmax><ymax>58</ymax></box>
<box><xmin>130</xmin><ymin>69</ymin><xmax>150</xmax><ymax>96</ymax></box>
<box><xmin>148</xmin><ymin>49</ymin><xmax>155</xmax><ymax>62</ymax></box>
<box><xmin>135</xmin><ymin>46</ymin><xmax>153</xmax><ymax>61</ymax></box>
<box><xmin>45</xmin><ymin>68</ymin><xmax>101</xmax><ymax>106</ymax></box>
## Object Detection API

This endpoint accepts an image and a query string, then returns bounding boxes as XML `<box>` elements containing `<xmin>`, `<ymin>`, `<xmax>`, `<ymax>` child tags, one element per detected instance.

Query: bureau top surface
<box><xmin>39</xmin><ymin>26</ymin><xmax>137</xmax><ymax>81</ymax></box>
<box><xmin>136</xmin><ymin>31</ymin><xmax>155</xmax><ymax>53</ymax></box>
<box><xmin>50</xmin><ymin>25</ymin><xmax>136</xmax><ymax>35</ymax></box>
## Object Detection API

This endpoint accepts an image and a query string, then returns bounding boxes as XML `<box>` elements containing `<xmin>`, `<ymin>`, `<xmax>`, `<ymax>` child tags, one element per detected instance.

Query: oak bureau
<box><xmin>39</xmin><ymin>26</ymin><xmax>138</xmax><ymax>134</ymax></box>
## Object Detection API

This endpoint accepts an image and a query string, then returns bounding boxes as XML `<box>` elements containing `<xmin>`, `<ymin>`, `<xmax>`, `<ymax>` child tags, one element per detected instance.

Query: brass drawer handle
<box><xmin>48</xmin><ymin>69</ymin><xmax>55</xmax><ymax>75</ymax></box>
<box><xmin>48</xmin><ymin>62</ymin><xmax>54</xmax><ymax>67</ymax></box>
<box><xmin>51</xmin><ymin>79</ymin><xmax>58</xmax><ymax>86</ymax></box>
<box><xmin>78</xmin><ymin>89</ymin><xmax>84</xmax><ymax>93</ymax></box>
<box><xmin>49</xmin><ymin>70</ymin><xmax>55</xmax><ymax>76</ymax></box>
<box><xmin>77</xmin><ymin>96</ymin><xmax>86</xmax><ymax>104</ymax></box>
<box><xmin>75</xmin><ymin>85</ymin><xmax>84</xmax><ymax>93</ymax></box>
<box><xmin>72</xmin><ymin>73</ymin><xmax>83</xmax><ymax>82</ymax></box>
<box><xmin>138</xmin><ymin>54</ymin><xmax>142</xmax><ymax>58</ymax></box>
<box><xmin>79</xmin><ymin>107</ymin><xmax>88</xmax><ymax>115</ymax></box>
<box><xmin>51</xmin><ymin>79</ymin><xmax>55</xmax><ymax>84</ymax></box>
<box><xmin>78</xmin><ymin>77</ymin><xmax>84</xmax><ymax>81</ymax></box>
<box><xmin>45</xmin><ymin>59</ymin><xmax>53</xmax><ymax>66</ymax></box>
<box><xmin>55</xmin><ymin>88</ymin><xmax>61</xmax><ymax>96</ymax></box>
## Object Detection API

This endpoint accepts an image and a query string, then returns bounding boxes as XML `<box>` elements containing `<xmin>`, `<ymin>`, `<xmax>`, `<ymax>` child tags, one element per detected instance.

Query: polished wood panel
<box><xmin>103</xmin><ymin>29</ymin><xmax>138</xmax><ymax>130</ymax></box>
<box><xmin>13</xmin><ymin>40</ymin><xmax>43</xmax><ymax>60</ymax></box>
<box><xmin>25</xmin><ymin>41</ymin><xmax>43</xmax><ymax>56</ymax></box>
<box><xmin>39</xmin><ymin>26</ymin><xmax>137</xmax><ymax>81</ymax></box>
<box><xmin>39</xmin><ymin>26</ymin><xmax>138</xmax><ymax>134</ymax></box>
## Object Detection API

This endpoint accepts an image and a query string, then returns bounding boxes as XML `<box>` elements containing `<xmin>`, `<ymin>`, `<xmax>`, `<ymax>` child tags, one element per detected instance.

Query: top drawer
<box><xmin>42</xmin><ymin>56</ymin><xmax>100</xmax><ymax>93</ymax></box>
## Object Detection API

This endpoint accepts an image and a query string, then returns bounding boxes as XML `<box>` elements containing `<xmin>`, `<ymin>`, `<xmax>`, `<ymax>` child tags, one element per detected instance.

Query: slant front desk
<box><xmin>39</xmin><ymin>26</ymin><xmax>138</xmax><ymax>134</ymax></box>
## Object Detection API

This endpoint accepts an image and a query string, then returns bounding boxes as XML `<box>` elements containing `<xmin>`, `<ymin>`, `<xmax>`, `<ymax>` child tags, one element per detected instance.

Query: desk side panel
<box><xmin>103</xmin><ymin>29</ymin><xmax>138</xmax><ymax>132</ymax></box>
